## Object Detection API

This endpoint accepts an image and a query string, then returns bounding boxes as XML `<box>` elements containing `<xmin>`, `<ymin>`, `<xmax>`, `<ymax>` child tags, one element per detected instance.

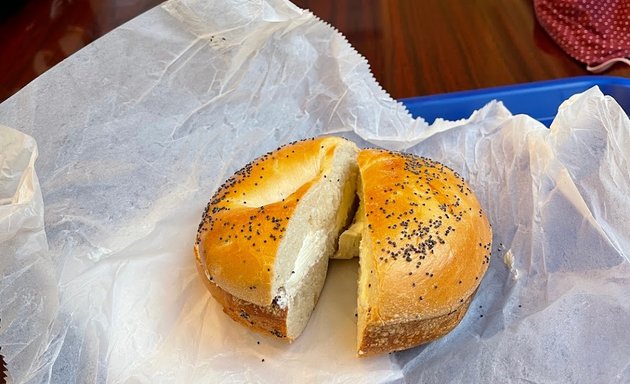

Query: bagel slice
<box><xmin>350</xmin><ymin>149</ymin><xmax>492</xmax><ymax>356</ymax></box>
<box><xmin>194</xmin><ymin>137</ymin><xmax>359</xmax><ymax>340</ymax></box>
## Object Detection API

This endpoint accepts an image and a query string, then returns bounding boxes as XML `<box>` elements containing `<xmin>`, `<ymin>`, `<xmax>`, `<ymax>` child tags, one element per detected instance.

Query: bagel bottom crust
<box><xmin>358</xmin><ymin>294</ymin><xmax>474</xmax><ymax>356</ymax></box>
<box><xmin>196</xmin><ymin>251</ymin><xmax>332</xmax><ymax>341</ymax></box>
<box><xmin>196</xmin><ymin>261</ymin><xmax>290</xmax><ymax>339</ymax></box>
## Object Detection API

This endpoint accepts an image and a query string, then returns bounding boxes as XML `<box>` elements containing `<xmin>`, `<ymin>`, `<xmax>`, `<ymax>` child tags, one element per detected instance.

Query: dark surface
<box><xmin>0</xmin><ymin>349</ymin><xmax>5</xmax><ymax>384</ymax></box>
<box><xmin>0</xmin><ymin>0</ymin><xmax>165</xmax><ymax>101</ymax></box>
<box><xmin>1</xmin><ymin>0</ymin><xmax>628</xmax><ymax>102</ymax></box>
<box><xmin>0</xmin><ymin>318</ymin><xmax>4</xmax><ymax>384</ymax></box>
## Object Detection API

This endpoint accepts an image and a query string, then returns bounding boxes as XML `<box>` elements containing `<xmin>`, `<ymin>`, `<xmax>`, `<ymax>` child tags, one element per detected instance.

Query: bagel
<box><xmin>194</xmin><ymin>136</ymin><xmax>492</xmax><ymax>355</ymax></box>
<box><xmin>194</xmin><ymin>136</ymin><xmax>360</xmax><ymax>340</ymax></box>
<box><xmin>350</xmin><ymin>149</ymin><xmax>491</xmax><ymax>356</ymax></box>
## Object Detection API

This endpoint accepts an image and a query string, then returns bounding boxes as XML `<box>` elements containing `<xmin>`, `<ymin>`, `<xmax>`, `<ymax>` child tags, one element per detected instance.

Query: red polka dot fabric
<box><xmin>534</xmin><ymin>0</ymin><xmax>630</xmax><ymax>72</ymax></box>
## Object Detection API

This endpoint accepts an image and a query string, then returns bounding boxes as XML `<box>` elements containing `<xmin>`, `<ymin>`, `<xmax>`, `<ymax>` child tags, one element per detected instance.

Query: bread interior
<box><xmin>333</xmin><ymin>189</ymin><xmax>364</xmax><ymax>260</ymax></box>
<box><xmin>332</xmin><ymin>176</ymin><xmax>372</xmax><ymax>349</ymax></box>
<box><xmin>274</xmin><ymin>142</ymin><xmax>359</xmax><ymax>339</ymax></box>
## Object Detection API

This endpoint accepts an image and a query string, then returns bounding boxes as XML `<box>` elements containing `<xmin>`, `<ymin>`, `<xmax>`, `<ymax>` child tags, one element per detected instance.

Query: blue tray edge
<box><xmin>400</xmin><ymin>76</ymin><xmax>630</xmax><ymax>126</ymax></box>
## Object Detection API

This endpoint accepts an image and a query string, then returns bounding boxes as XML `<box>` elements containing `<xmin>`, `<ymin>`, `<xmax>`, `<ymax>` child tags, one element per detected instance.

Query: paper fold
<box><xmin>0</xmin><ymin>0</ymin><xmax>628</xmax><ymax>382</ymax></box>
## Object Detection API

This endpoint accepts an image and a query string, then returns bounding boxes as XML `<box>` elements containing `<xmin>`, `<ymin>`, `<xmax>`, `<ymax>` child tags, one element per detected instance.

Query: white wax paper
<box><xmin>0</xmin><ymin>0</ymin><xmax>628</xmax><ymax>383</ymax></box>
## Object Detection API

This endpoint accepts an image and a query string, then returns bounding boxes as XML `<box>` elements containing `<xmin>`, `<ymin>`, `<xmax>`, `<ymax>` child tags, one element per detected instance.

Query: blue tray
<box><xmin>400</xmin><ymin>76</ymin><xmax>630</xmax><ymax>126</ymax></box>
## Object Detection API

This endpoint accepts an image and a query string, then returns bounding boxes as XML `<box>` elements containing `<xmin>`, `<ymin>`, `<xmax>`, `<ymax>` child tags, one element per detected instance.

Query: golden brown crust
<box><xmin>195</xmin><ymin>259</ymin><xmax>289</xmax><ymax>339</ymax></box>
<box><xmin>195</xmin><ymin>136</ymin><xmax>352</xmax><ymax>307</ymax></box>
<box><xmin>358</xmin><ymin>293</ymin><xmax>473</xmax><ymax>356</ymax></box>
<box><xmin>357</xmin><ymin>149</ymin><xmax>492</xmax><ymax>355</ymax></box>
<box><xmin>195</xmin><ymin>139</ymin><xmax>492</xmax><ymax>354</ymax></box>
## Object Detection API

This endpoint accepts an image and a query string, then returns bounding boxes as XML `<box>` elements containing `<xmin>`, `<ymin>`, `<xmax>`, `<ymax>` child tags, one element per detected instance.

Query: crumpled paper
<box><xmin>0</xmin><ymin>0</ymin><xmax>628</xmax><ymax>383</ymax></box>
<box><xmin>0</xmin><ymin>126</ymin><xmax>58</xmax><ymax>384</ymax></box>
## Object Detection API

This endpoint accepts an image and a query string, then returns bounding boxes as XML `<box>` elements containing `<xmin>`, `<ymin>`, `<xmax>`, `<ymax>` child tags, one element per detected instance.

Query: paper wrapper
<box><xmin>0</xmin><ymin>0</ymin><xmax>629</xmax><ymax>382</ymax></box>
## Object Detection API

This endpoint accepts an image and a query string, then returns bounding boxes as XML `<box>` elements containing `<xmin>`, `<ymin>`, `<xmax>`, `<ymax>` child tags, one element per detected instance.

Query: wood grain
<box><xmin>0</xmin><ymin>0</ymin><xmax>164</xmax><ymax>101</ymax></box>
<box><xmin>0</xmin><ymin>1</ymin><xmax>628</xmax><ymax>100</ymax></box>
<box><xmin>293</xmin><ymin>0</ymin><xmax>629</xmax><ymax>98</ymax></box>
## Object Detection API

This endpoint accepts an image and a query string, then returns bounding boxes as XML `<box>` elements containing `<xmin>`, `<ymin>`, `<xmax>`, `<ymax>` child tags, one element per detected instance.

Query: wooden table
<box><xmin>1</xmin><ymin>0</ymin><xmax>629</xmax><ymax>100</ymax></box>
